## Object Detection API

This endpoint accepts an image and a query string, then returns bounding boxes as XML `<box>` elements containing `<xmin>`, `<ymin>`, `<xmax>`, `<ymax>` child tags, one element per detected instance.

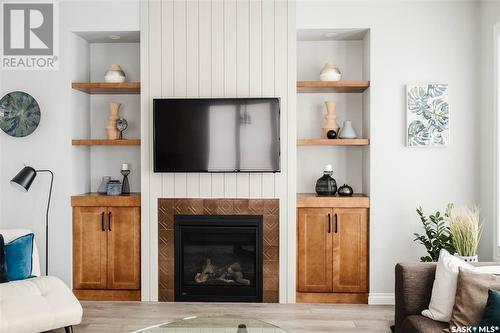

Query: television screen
<box><xmin>153</xmin><ymin>98</ymin><xmax>280</xmax><ymax>172</ymax></box>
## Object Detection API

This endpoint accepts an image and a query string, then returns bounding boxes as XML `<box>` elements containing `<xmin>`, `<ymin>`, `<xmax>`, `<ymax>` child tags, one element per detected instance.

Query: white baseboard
<box><xmin>368</xmin><ymin>293</ymin><xmax>395</xmax><ymax>305</ymax></box>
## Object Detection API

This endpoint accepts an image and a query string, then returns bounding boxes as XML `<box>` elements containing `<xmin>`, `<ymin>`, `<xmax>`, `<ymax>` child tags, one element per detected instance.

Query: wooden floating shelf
<box><xmin>71</xmin><ymin>82</ymin><xmax>140</xmax><ymax>94</ymax></box>
<box><xmin>297</xmin><ymin>138</ymin><xmax>369</xmax><ymax>146</ymax></box>
<box><xmin>72</xmin><ymin>139</ymin><xmax>141</xmax><ymax>146</ymax></box>
<box><xmin>297</xmin><ymin>80</ymin><xmax>370</xmax><ymax>93</ymax></box>
<box><xmin>297</xmin><ymin>193</ymin><xmax>370</xmax><ymax>208</ymax></box>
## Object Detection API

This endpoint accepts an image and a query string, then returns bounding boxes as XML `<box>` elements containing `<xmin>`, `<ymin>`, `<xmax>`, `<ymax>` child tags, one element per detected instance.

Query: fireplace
<box><xmin>158</xmin><ymin>199</ymin><xmax>279</xmax><ymax>303</ymax></box>
<box><xmin>174</xmin><ymin>215</ymin><xmax>263</xmax><ymax>302</ymax></box>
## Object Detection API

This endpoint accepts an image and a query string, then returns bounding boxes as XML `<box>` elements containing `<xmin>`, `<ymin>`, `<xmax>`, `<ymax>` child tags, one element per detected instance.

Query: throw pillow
<box><xmin>421</xmin><ymin>250</ymin><xmax>474</xmax><ymax>322</ymax></box>
<box><xmin>449</xmin><ymin>269</ymin><xmax>500</xmax><ymax>330</ymax></box>
<box><xmin>479</xmin><ymin>289</ymin><xmax>500</xmax><ymax>329</ymax></box>
<box><xmin>421</xmin><ymin>249</ymin><xmax>500</xmax><ymax>322</ymax></box>
<box><xmin>0</xmin><ymin>234</ymin><xmax>8</xmax><ymax>283</ymax></box>
<box><xmin>5</xmin><ymin>233</ymin><xmax>34</xmax><ymax>281</ymax></box>
<box><xmin>0</xmin><ymin>229</ymin><xmax>41</xmax><ymax>276</ymax></box>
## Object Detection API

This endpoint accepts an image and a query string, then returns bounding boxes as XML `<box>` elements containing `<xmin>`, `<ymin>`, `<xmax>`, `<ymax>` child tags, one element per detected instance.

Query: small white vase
<box><xmin>320</xmin><ymin>63</ymin><xmax>342</xmax><ymax>81</ymax></box>
<box><xmin>104</xmin><ymin>64</ymin><xmax>126</xmax><ymax>83</ymax></box>
<box><xmin>339</xmin><ymin>121</ymin><xmax>358</xmax><ymax>139</ymax></box>
<box><xmin>455</xmin><ymin>254</ymin><xmax>478</xmax><ymax>263</ymax></box>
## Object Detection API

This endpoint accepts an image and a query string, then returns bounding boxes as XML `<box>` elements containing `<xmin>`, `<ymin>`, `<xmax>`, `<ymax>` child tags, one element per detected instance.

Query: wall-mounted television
<box><xmin>153</xmin><ymin>98</ymin><xmax>280</xmax><ymax>173</ymax></box>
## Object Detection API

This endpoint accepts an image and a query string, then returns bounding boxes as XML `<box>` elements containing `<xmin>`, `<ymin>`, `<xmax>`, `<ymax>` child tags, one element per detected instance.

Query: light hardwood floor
<box><xmin>63</xmin><ymin>302</ymin><xmax>394</xmax><ymax>333</ymax></box>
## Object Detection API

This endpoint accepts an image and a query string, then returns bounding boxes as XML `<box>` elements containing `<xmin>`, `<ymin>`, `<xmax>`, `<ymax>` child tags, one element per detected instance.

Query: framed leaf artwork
<box><xmin>406</xmin><ymin>83</ymin><xmax>449</xmax><ymax>147</ymax></box>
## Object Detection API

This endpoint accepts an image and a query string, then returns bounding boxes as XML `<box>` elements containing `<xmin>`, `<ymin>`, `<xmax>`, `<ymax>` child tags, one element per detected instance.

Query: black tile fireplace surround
<box><xmin>174</xmin><ymin>215</ymin><xmax>263</xmax><ymax>302</ymax></box>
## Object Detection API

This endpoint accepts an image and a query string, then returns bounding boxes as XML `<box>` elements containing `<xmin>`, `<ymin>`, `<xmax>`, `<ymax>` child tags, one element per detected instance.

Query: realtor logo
<box><xmin>1</xmin><ymin>2</ymin><xmax>59</xmax><ymax>70</ymax></box>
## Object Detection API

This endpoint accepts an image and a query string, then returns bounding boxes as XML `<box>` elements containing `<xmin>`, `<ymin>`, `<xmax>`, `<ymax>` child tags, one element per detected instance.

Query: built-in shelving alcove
<box><xmin>69</xmin><ymin>31</ymin><xmax>142</xmax><ymax>302</ymax></box>
<box><xmin>296</xmin><ymin>28</ymin><xmax>371</xmax><ymax>197</ymax></box>
<box><xmin>71</xmin><ymin>30</ymin><xmax>141</xmax><ymax>193</ymax></box>
<box><xmin>295</xmin><ymin>28</ymin><xmax>371</xmax><ymax>304</ymax></box>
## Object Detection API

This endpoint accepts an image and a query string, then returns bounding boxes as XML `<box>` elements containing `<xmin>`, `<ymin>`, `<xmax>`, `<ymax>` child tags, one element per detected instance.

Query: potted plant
<box><xmin>449</xmin><ymin>206</ymin><xmax>482</xmax><ymax>262</ymax></box>
<box><xmin>414</xmin><ymin>203</ymin><xmax>455</xmax><ymax>262</ymax></box>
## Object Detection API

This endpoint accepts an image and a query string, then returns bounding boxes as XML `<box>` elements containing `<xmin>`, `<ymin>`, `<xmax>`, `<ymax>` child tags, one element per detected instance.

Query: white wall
<box><xmin>140</xmin><ymin>0</ymin><xmax>296</xmax><ymax>302</ymax></box>
<box><xmin>479</xmin><ymin>1</ymin><xmax>500</xmax><ymax>262</ymax></box>
<box><xmin>0</xmin><ymin>0</ymin><xmax>140</xmax><ymax>285</ymax></box>
<box><xmin>298</xmin><ymin>0</ymin><xmax>481</xmax><ymax>300</ymax></box>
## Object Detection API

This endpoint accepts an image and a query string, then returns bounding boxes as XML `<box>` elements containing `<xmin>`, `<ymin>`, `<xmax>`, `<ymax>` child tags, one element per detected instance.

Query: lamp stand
<box><xmin>37</xmin><ymin>170</ymin><xmax>53</xmax><ymax>276</ymax></box>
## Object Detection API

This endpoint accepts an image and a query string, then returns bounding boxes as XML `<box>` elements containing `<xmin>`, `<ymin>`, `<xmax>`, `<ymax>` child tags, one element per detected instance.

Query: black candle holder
<box><xmin>121</xmin><ymin>169</ymin><xmax>130</xmax><ymax>194</ymax></box>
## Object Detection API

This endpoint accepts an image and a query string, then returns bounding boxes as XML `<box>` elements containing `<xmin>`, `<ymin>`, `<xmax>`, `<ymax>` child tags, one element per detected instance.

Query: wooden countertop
<box><xmin>71</xmin><ymin>193</ymin><xmax>141</xmax><ymax>207</ymax></box>
<box><xmin>297</xmin><ymin>193</ymin><xmax>370</xmax><ymax>208</ymax></box>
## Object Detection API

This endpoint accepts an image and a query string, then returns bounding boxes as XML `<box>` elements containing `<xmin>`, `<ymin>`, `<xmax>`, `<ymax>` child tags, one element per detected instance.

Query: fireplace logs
<box><xmin>194</xmin><ymin>258</ymin><xmax>251</xmax><ymax>285</ymax></box>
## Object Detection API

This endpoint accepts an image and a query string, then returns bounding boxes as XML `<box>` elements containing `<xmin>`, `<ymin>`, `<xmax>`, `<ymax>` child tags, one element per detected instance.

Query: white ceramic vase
<box><xmin>104</xmin><ymin>64</ymin><xmax>126</xmax><ymax>83</ymax></box>
<box><xmin>339</xmin><ymin>120</ymin><xmax>357</xmax><ymax>139</ymax></box>
<box><xmin>455</xmin><ymin>254</ymin><xmax>478</xmax><ymax>263</ymax></box>
<box><xmin>320</xmin><ymin>63</ymin><xmax>342</xmax><ymax>81</ymax></box>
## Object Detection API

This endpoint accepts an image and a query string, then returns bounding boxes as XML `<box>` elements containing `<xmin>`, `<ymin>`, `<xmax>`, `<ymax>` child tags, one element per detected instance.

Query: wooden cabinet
<box><xmin>107</xmin><ymin>207</ymin><xmax>141</xmax><ymax>290</ymax></box>
<box><xmin>297</xmin><ymin>208</ymin><xmax>333</xmax><ymax>292</ymax></box>
<box><xmin>296</xmin><ymin>196</ymin><xmax>369</xmax><ymax>304</ymax></box>
<box><xmin>72</xmin><ymin>193</ymin><xmax>141</xmax><ymax>301</ymax></box>
<box><xmin>73</xmin><ymin>207</ymin><xmax>107</xmax><ymax>290</ymax></box>
<box><xmin>332</xmin><ymin>208</ymin><xmax>368</xmax><ymax>293</ymax></box>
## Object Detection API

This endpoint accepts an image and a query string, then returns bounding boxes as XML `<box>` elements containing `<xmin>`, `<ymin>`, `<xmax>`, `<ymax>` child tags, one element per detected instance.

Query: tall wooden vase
<box><xmin>106</xmin><ymin>102</ymin><xmax>121</xmax><ymax>140</ymax></box>
<box><xmin>323</xmin><ymin>101</ymin><xmax>340</xmax><ymax>138</ymax></box>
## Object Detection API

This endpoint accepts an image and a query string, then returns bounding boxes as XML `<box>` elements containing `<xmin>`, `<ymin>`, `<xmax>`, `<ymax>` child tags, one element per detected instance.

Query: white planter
<box><xmin>455</xmin><ymin>254</ymin><xmax>478</xmax><ymax>262</ymax></box>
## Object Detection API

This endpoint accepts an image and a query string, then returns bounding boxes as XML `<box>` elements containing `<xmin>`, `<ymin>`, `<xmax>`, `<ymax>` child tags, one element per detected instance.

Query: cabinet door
<box><xmin>297</xmin><ymin>208</ymin><xmax>333</xmax><ymax>292</ymax></box>
<box><xmin>107</xmin><ymin>207</ymin><xmax>141</xmax><ymax>290</ymax></box>
<box><xmin>73</xmin><ymin>207</ymin><xmax>108</xmax><ymax>289</ymax></box>
<box><xmin>332</xmin><ymin>208</ymin><xmax>368</xmax><ymax>293</ymax></box>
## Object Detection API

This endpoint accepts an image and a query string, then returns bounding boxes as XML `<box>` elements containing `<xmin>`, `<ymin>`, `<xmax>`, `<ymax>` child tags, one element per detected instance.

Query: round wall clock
<box><xmin>0</xmin><ymin>91</ymin><xmax>41</xmax><ymax>137</ymax></box>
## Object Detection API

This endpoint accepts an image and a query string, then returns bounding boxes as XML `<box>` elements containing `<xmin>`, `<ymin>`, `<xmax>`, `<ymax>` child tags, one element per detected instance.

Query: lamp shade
<box><xmin>10</xmin><ymin>166</ymin><xmax>37</xmax><ymax>192</ymax></box>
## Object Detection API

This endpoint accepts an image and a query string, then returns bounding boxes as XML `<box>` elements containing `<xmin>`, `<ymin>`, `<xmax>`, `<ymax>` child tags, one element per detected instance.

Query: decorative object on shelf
<box><xmin>326</xmin><ymin>130</ymin><xmax>337</xmax><ymax>139</ymax></box>
<box><xmin>315</xmin><ymin>164</ymin><xmax>337</xmax><ymax>196</ymax></box>
<box><xmin>339</xmin><ymin>120</ymin><xmax>358</xmax><ymax>139</ymax></box>
<box><xmin>97</xmin><ymin>176</ymin><xmax>111</xmax><ymax>194</ymax></box>
<box><xmin>407</xmin><ymin>83</ymin><xmax>449</xmax><ymax>147</ymax></box>
<box><xmin>10</xmin><ymin>166</ymin><xmax>54</xmax><ymax>275</ymax></box>
<box><xmin>106</xmin><ymin>180</ymin><xmax>122</xmax><ymax>196</ymax></box>
<box><xmin>413</xmin><ymin>203</ymin><xmax>455</xmax><ymax>262</ymax></box>
<box><xmin>323</xmin><ymin>101</ymin><xmax>340</xmax><ymax>139</ymax></box>
<box><xmin>319</xmin><ymin>63</ymin><xmax>342</xmax><ymax>81</ymax></box>
<box><xmin>121</xmin><ymin>164</ymin><xmax>131</xmax><ymax>195</ymax></box>
<box><xmin>104</xmin><ymin>64</ymin><xmax>126</xmax><ymax>83</ymax></box>
<box><xmin>106</xmin><ymin>102</ymin><xmax>121</xmax><ymax>140</ymax></box>
<box><xmin>449</xmin><ymin>206</ymin><xmax>482</xmax><ymax>263</ymax></box>
<box><xmin>116</xmin><ymin>118</ymin><xmax>128</xmax><ymax>140</ymax></box>
<box><xmin>338</xmin><ymin>184</ymin><xmax>354</xmax><ymax>196</ymax></box>
<box><xmin>0</xmin><ymin>91</ymin><xmax>41</xmax><ymax>137</ymax></box>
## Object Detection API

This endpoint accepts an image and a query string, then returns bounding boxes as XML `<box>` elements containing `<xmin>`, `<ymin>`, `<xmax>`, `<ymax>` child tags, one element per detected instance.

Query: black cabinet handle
<box><xmin>334</xmin><ymin>213</ymin><xmax>338</xmax><ymax>233</ymax></box>
<box><xmin>327</xmin><ymin>213</ymin><xmax>331</xmax><ymax>233</ymax></box>
<box><xmin>101</xmin><ymin>212</ymin><xmax>105</xmax><ymax>231</ymax></box>
<box><xmin>108</xmin><ymin>212</ymin><xmax>112</xmax><ymax>231</ymax></box>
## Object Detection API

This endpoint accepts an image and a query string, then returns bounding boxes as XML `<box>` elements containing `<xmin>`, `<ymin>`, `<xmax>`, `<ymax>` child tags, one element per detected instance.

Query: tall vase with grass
<box><xmin>449</xmin><ymin>206</ymin><xmax>482</xmax><ymax>262</ymax></box>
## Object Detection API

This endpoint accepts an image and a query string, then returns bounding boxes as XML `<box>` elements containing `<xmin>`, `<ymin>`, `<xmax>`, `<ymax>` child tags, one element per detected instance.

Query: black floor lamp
<box><xmin>10</xmin><ymin>166</ymin><xmax>54</xmax><ymax>276</ymax></box>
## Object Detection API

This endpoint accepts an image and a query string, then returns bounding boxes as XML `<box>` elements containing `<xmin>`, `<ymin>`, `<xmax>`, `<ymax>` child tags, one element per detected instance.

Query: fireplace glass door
<box><xmin>174</xmin><ymin>215</ymin><xmax>263</xmax><ymax>302</ymax></box>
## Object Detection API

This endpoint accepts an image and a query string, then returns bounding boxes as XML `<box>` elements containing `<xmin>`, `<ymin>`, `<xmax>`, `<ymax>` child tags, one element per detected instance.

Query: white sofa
<box><xmin>0</xmin><ymin>229</ymin><xmax>82</xmax><ymax>333</ymax></box>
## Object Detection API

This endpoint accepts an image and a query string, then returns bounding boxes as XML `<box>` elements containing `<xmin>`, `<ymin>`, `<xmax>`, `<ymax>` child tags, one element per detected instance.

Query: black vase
<box><xmin>315</xmin><ymin>172</ymin><xmax>337</xmax><ymax>196</ymax></box>
<box><xmin>338</xmin><ymin>184</ymin><xmax>354</xmax><ymax>196</ymax></box>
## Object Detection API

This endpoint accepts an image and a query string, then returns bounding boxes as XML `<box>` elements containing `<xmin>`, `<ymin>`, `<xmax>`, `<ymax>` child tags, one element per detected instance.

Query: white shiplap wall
<box><xmin>141</xmin><ymin>0</ymin><xmax>296</xmax><ymax>302</ymax></box>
